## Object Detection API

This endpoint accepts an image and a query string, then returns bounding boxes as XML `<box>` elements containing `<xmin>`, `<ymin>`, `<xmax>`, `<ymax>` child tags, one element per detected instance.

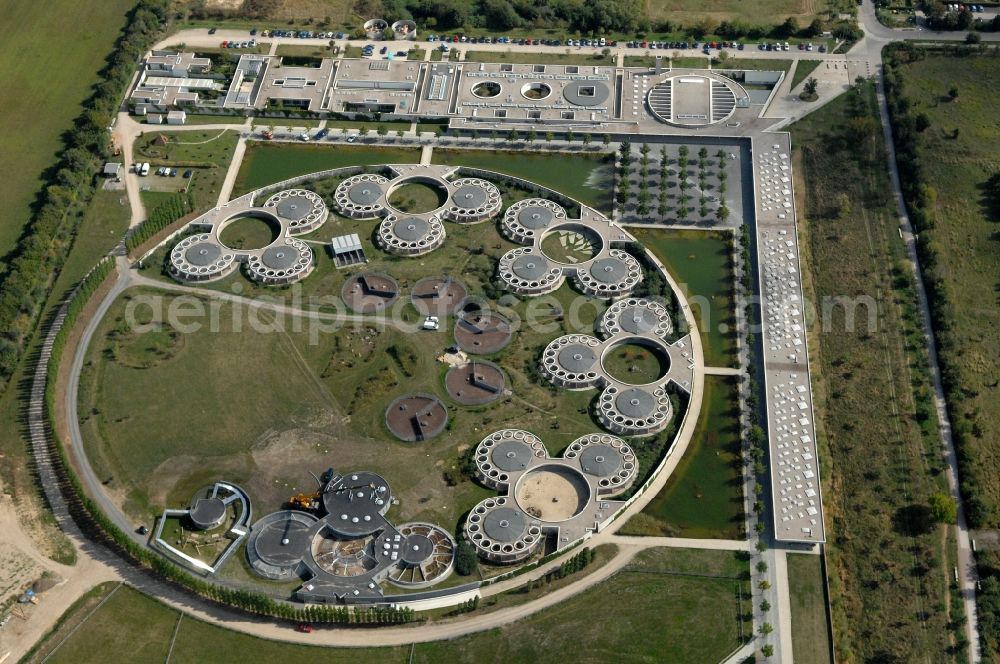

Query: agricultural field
<box><xmin>621</xmin><ymin>376</ymin><xmax>743</xmax><ymax>539</ymax></box>
<box><xmin>0</xmin><ymin>0</ymin><xmax>136</xmax><ymax>258</ymax></box>
<box><xmin>27</xmin><ymin>548</ymin><xmax>748</xmax><ymax>664</ymax></box>
<box><xmin>632</xmin><ymin>229</ymin><xmax>738</xmax><ymax>367</ymax></box>
<box><xmin>790</xmin><ymin>82</ymin><xmax>955</xmax><ymax>661</ymax></box>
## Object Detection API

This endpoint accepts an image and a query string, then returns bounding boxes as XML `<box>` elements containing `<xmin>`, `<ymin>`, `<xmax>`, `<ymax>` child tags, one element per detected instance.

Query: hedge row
<box><xmin>0</xmin><ymin>0</ymin><xmax>170</xmax><ymax>392</ymax></box>
<box><xmin>42</xmin><ymin>263</ymin><xmax>417</xmax><ymax>624</ymax></box>
<box><xmin>883</xmin><ymin>43</ymin><xmax>992</xmax><ymax>528</ymax></box>
<box><xmin>125</xmin><ymin>192</ymin><xmax>193</xmax><ymax>253</ymax></box>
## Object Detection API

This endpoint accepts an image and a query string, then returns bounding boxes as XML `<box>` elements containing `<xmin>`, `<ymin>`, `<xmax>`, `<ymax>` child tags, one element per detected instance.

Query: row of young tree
<box><xmin>883</xmin><ymin>41</ymin><xmax>997</xmax><ymax>659</ymax></box>
<box><xmin>0</xmin><ymin>0</ymin><xmax>170</xmax><ymax>390</ymax></box>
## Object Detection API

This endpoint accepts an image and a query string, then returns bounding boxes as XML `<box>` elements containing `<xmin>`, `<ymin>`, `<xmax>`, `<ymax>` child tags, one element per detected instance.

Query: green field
<box><xmin>218</xmin><ymin>214</ymin><xmax>281</xmax><ymax>249</ymax></box>
<box><xmin>631</xmin><ymin>229</ymin><xmax>738</xmax><ymax>368</ymax></box>
<box><xmin>602</xmin><ymin>342</ymin><xmax>671</xmax><ymax>385</ymax></box>
<box><xmin>621</xmin><ymin>376</ymin><xmax>743</xmax><ymax>539</ymax></box>
<box><xmin>0</xmin><ymin>0</ymin><xmax>136</xmax><ymax>257</ymax></box>
<box><xmin>646</xmin><ymin>0</ymin><xmax>822</xmax><ymax>24</ymax></box>
<box><xmin>431</xmin><ymin>149</ymin><xmax>613</xmax><ymax>214</ymax></box>
<box><xmin>28</xmin><ymin>547</ymin><xmax>748</xmax><ymax>663</ymax></box>
<box><xmin>387</xmin><ymin>182</ymin><xmax>447</xmax><ymax>213</ymax></box>
<box><xmin>232</xmin><ymin>144</ymin><xmax>421</xmax><ymax>196</ymax></box>
<box><xmin>787</xmin><ymin>554</ymin><xmax>833</xmax><ymax>664</ymax></box>
<box><xmin>790</xmin><ymin>82</ymin><xmax>952</xmax><ymax>661</ymax></box>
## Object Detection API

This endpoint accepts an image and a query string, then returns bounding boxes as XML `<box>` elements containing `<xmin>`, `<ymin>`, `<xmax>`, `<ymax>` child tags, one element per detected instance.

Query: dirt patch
<box><xmin>515</xmin><ymin>466</ymin><xmax>589</xmax><ymax>522</ymax></box>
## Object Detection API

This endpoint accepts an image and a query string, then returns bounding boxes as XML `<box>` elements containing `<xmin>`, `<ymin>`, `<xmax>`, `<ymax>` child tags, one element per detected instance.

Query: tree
<box><xmin>801</xmin><ymin>76</ymin><xmax>819</xmax><ymax>101</ymax></box>
<box><xmin>583</xmin><ymin>133</ymin><xmax>592</xmax><ymax>146</ymax></box>
<box><xmin>508</xmin><ymin>128</ymin><xmax>520</xmax><ymax>143</ymax></box>
<box><xmin>455</xmin><ymin>538</ymin><xmax>479</xmax><ymax>575</ymax></box>
<box><xmin>929</xmin><ymin>491</ymin><xmax>957</xmax><ymax>524</ymax></box>
<box><xmin>756</xmin><ymin>560</ymin><xmax>768</xmax><ymax>573</ymax></box>
<box><xmin>527</xmin><ymin>128</ymin><xmax>537</xmax><ymax>144</ymax></box>
<box><xmin>762</xmin><ymin>645</ymin><xmax>774</xmax><ymax>658</ymax></box>
<box><xmin>760</xmin><ymin>622</ymin><xmax>773</xmax><ymax>636</ymax></box>
<box><xmin>545</xmin><ymin>132</ymin><xmax>554</xmax><ymax>143</ymax></box>
<box><xmin>760</xmin><ymin>599</ymin><xmax>771</xmax><ymax>612</ymax></box>
<box><xmin>949</xmin><ymin>85</ymin><xmax>960</xmax><ymax>101</ymax></box>
<box><xmin>358</xmin><ymin>127</ymin><xmax>369</xmax><ymax>137</ymax></box>
<box><xmin>602</xmin><ymin>133</ymin><xmax>611</xmax><ymax>146</ymax></box>
<box><xmin>965</xmin><ymin>31</ymin><xmax>981</xmax><ymax>44</ymax></box>
<box><xmin>758</xmin><ymin>580</ymin><xmax>771</xmax><ymax>590</ymax></box>
<box><xmin>376</xmin><ymin>125</ymin><xmax>388</xmax><ymax>137</ymax></box>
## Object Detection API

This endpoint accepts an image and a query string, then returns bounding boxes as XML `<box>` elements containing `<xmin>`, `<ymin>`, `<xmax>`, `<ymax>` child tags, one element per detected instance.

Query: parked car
<box><xmin>346</xmin><ymin>135</ymin><xmax>357</xmax><ymax>143</ymax></box>
<box><xmin>422</xmin><ymin>316</ymin><xmax>440</xmax><ymax>331</ymax></box>
<box><xmin>139</xmin><ymin>163</ymin><xmax>150</xmax><ymax>176</ymax></box>
<box><xmin>208</xmin><ymin>27</ymin><xmax>217</xmax><ymax>34</ymax></box>
<box><xmin>136</xmin><ymin>525</ymin><xmax>149</xmax><ymax>535</ymax></box>
<box><xmin>298</xmin><ymin>132</ymin><xmax>310</xmax><ymax>141</ymax></box>
<box><xmin>315</xmin><ymin>129</ymin><xmax>329</xmax><ymax>139</ymax></box>
<box><xmin>183</xmin><ymin>169</ymin><xmax>193</xmax><ymax>178</ymax></box>
<box><xmin>296</xmin><ymin>623</ymin><xmax>314</xmax><ymax>634</ymax></box>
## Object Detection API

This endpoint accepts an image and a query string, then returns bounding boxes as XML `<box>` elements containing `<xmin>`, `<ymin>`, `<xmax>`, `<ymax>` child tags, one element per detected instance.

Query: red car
<box><xmin>296</xmin><ymin>623</ymin><xmax>313</xmax><ymax>633</ymax></box>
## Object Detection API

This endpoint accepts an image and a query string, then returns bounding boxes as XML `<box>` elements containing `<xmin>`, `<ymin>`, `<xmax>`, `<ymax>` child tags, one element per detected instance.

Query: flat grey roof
<box><xmin>276</xmin><ymin>195</ymin><xmax>312</xmax><ymax>220</ymax></box>
<box><xmin>579</xmin><ymin>445</ymin><xmax>622</xmax><ymax>478</ymax></box>
<box><xmin>394</xmin><ymin>216</ymin><xmax>429</xmax><ymax>241</ymax></box>
<box><xmin>451</xmin><ymin>184</ymin><xmax>488</xmax><ymax>208</ymax></box>
<box><xmin>261</xmin><ymin>245</ymin><xmax>297</xmax><ymax>270</ymax></box>
<box><xmin>619</xmin><ymin>305</ymin><xmax>659</xmax><ymax>335</ymax></box>
<box><xmin>557</xmin><ymin>343</ymin><xmax>598</xmax><ymax>373</ymax></box>
<box><xmin>616</xmin><ymin>388</ymin><xmax>656</xmax><ymax>418</ymax></box>
<box><xmin>511</xmin><ymin>253</ymin><xmax>551</xmax><ymax>280</ymax></box>
<box><xmin>185</xmin><ymin>242</ymin><xmax>222</xmax><ymax>266</ymax></box>
<box><xmin>517</xmin><ymin>205</ymin><xmax>554</xmax><ymax>229</ymax></box>
<box><xmin>482</xmin><ymin>506</ymin><xmax>527</xmax><ymax>543</ymax></box>
<box><xmin>348</xmin><ymin>181</ymin><xmax>383</xmax><ymax>205</ymax></box>
<box><xmin>491</xmin><ymin>440</ymin><xmax>535</xmax><ymax>472</ymax></box>
<box><xmin>589</xmin><ymin>256</ymin><xmax>629</xmax><ymax>283</ymax></box>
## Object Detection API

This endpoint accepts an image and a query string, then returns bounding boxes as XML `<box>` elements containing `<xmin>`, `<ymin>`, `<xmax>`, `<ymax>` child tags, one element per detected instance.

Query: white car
<box><xmin>346</xmin><ymin>135</ymin><xmax>357</xmax><ymax>143</ymax></box>
<box><xmin>422</xmin><ymin>316</ymin><xmax>440</xmax><ymax>331</ymax></box>
<box><xmin>299</xmin><ymin>132</ymin><xmax>310</xmax><ymax>141</ymax></box>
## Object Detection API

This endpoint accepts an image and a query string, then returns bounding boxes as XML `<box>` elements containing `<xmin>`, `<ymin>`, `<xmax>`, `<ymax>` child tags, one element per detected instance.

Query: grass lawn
<box><xmin>417</xmin><ymin>548</ymin><xmax>749</xmax><ymax>663</ymax></box>
<box><xmin>791</xmin><ymin>59</ymin><xmax>823</xmax><ymax>89</ymax></box>
<box><xmin>28</xmin><ymin>547</ymin><xmax>747</xmax><ymax>663</ymax></box>
<box><xmin>0</xmin><ymin>0</ymin><xmax>135</xmax><ymax>257</ymax></box>
<box><xmin>232</xmin><ymin>144</ymin><xmax>421</xmax><ymax>196</ymax></box>
<box><xmin>44</xmin><ymin>584</ymin><xmax>177</xmax><ymax>663</ymax></box>
<box><xmin>386</xmin><ymin>182</ymin><xmax>448</xmax><ymax>212</ymax></box>
<box><xmin>787</xmin><ymin>553</ymin><xmax>833</xmax><ymax>664</ymax></box>
<box><xmin>274</xmin><ymin>44</ymin><xmax>331</xmax><ymax>58</ymax></box>
<box><xmin>218</xmin><ymin>214</ymin><xmax>281</xmax><ymax>249</ymax></box>
<box><xmin>431</xmin><ymin>148</ymin><xmax>613</xmax><ymax>214</ymax></box>
<box><xmin>790</xmin><ymin>81</ymin><xmax>952</xmax><ymax>661</ymax></box>
<box><xmin>180</xmin><ymin>114</ymin><xmax>249</xmax><ymax>125</ymax></box>
<box><xmin>464</xmin><ymin>51</ymin><xmax>614</xmax><ymax>66</ymax></box>
<box><xmin>631</xmin><ymin>229</ymin><xmax>738</xmax><ymax>368</ymax></box>
<box><xmin>602</xmin><ymin>342</ymin><xmax>671</xmax><ymax>385</ymax></box>
<box><xmin>621</xmin><ymin>376</ymin><xmax>743</xmax><ymax>539</ymax></box>
<box><xmin>134</xmin><ymin>129</ymin><xmax>239</xmax><ymax>211</ymax></box>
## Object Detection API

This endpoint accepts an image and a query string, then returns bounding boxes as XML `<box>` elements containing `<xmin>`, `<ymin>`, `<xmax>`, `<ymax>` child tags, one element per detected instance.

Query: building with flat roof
<box><xmin>145</xmin><ymin>50</ymin><xmax>211</xmax><ymax>77</ymax></box>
